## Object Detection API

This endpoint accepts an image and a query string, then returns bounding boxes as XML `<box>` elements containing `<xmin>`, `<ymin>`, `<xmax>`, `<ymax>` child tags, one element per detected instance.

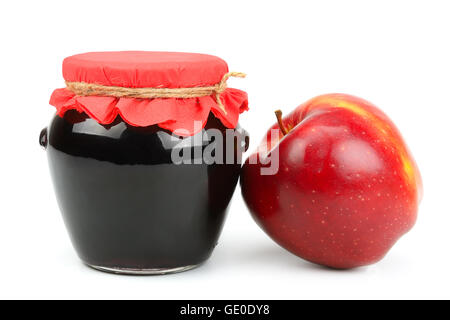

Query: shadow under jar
<box><xmin>42</xmin><ymin>51</ymin><xmax>249</xmax><ymax>275</ymax></box>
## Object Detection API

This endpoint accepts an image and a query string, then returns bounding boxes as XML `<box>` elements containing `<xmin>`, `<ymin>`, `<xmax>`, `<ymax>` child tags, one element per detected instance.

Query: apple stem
<box><xmin>275</xmin><ymin>110</ymin><xmax>289</xmax><ymax>136</ymax></box>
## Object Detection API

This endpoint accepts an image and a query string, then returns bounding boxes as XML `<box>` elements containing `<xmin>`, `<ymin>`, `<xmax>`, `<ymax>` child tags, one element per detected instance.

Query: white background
<box><xmin>1</xmin><ymin>0</ymin><xmax>449</xmax><ymax>300</ymax></box>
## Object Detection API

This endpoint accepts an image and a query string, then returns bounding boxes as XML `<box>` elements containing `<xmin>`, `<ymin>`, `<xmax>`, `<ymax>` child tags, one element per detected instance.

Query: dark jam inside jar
<box><xmin>46</xmin><ymin>110</ymin><xmax>248</xmax><ymax>273</ymax></box>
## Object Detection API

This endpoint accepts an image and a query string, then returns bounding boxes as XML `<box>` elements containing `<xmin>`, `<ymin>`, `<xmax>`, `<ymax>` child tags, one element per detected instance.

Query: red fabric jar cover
<box><xmin>50</xmin><ymin>51</ymin><xmax>248</xmax><ymax>136</ymax></box>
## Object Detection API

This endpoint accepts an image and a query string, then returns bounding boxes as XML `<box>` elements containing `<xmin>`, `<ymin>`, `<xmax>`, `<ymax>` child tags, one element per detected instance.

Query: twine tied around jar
<box><xmin>65</xmin><ymin>72</ymin><xmax>246</xmax><ymax>115</ymax></box>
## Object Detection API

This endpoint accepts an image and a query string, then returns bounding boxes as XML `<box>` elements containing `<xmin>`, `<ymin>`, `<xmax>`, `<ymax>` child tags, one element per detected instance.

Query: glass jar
<box><xmin>41</xmin><ymin>51</ymin><xmax>249</xmax><ymax>274</ymax></box>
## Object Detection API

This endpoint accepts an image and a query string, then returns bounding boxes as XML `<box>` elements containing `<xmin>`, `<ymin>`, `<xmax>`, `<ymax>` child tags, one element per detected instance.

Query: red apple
<box><xmin>241</xmin><ymin>93</ymin><xmax>422</xmax><ymax>269</ymax></box>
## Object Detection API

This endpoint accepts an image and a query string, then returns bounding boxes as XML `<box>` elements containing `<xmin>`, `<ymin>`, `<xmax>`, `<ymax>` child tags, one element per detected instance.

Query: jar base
<box><xmin>86</xmin><ymin>263</ymin><xmax>200</xmax><ymax>275</ymax></box>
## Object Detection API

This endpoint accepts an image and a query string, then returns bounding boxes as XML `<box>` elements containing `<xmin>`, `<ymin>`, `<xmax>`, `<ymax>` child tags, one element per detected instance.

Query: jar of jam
<box><xmin>40</xmin><ymin>52</ymin><xmax>249</xmax><ymax>275</ymax></box>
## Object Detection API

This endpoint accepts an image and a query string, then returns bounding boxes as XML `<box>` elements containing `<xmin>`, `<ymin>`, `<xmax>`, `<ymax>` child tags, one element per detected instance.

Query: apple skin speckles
<box><xmin>240</xmin><ymin>93</ymin><xmax>422</xmax><ymax>269</ymax></box>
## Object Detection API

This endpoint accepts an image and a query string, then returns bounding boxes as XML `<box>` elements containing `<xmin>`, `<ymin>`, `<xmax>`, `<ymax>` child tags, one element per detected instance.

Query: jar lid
<box><xmin>50</xmin><ymin>51</ymin><xmax>248</xmax><ymax>136</ymax></box>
